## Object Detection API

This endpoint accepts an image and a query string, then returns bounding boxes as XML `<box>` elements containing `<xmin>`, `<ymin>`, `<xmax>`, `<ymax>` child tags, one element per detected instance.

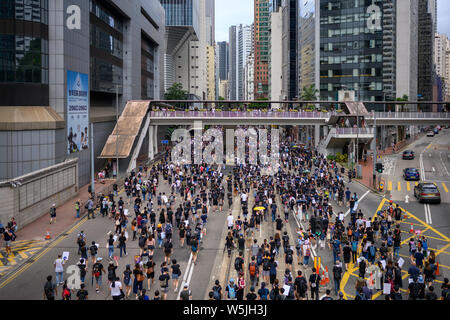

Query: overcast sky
<box><xmin>215</xmin><ymin>0</ymin><xmax>253</xmax><ymax>42</ymax></box>
<box><xmin>215</xmin><ymin>0</ymin><xmax>450</xmax><ymax>43</ymax></box>
<box><xmin>437</xmin><ymin>0</ymin><xmax>450</xmax><ymax>37</ymax></box>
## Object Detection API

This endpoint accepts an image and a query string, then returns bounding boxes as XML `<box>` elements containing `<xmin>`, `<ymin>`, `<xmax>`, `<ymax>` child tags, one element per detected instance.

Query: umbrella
<box><xmin>254</xmin><ymin>206</ymin><xmax>265</xmax><ymax>211</ymax></box>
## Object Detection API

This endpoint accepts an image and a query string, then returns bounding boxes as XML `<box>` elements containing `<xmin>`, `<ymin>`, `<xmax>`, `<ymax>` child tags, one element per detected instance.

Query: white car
<box><xmin>427</xmin><ymin>131</ymin><xmax>435</xmax><ymax>137</ymax></box>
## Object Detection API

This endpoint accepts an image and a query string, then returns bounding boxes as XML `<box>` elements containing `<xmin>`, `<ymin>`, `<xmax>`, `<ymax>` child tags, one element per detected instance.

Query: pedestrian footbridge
<box><xmin>99</xmin><ymin>100</ymin><xmax>450</xmax><ymax>173</ymax></box>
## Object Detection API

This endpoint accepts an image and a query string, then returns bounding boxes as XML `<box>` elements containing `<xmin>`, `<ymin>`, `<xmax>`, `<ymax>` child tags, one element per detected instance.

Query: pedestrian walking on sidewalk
<box><xmin>50</xmin><ymin>204</ymin><xmax>56</xmax><ymax>224</ymax></box>
<box><xmin>75</xmin><ymin>200</ymin><xmax>80</xmax><ymax>218</ymax></box>
<box><xmin>86</xmin><ymin>197</ymin><xmax>95</xmax><ymax>219</ymax></box>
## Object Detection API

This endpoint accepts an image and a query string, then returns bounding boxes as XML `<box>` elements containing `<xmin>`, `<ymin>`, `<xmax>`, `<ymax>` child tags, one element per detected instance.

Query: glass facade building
<box><xmin>319</xmin><ymin>0</ymin><xmax>384</xmax><ymax>108</ymax></box>
<box><xmin>89</xmin><ymin>0</ymin><xmax>123</xmax><ymax>94</ymax></box>
<box><xmin>298</xmin><ymin>0</ymin><xmax>316</xmax><ymax>93</ymax></box>
<box><xmin>0</xmin><ymin>0</ymin><xmax>49</xmax><ymax>86</ymax></box>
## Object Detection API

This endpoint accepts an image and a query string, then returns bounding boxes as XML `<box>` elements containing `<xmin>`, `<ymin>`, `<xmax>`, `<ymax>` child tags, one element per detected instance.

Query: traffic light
<box><xmin>376</xmin><ymin>163</ymin><xmax>384</xmax><ymax>173</ymax></box>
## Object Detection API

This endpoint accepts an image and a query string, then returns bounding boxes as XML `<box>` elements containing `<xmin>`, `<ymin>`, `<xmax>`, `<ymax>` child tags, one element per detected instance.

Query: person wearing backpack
<box><xmin>163</xmin><ymin>238</ymin><xmax>173</xmax><ymax>265</ymax></box>
<box><xmin>284</xmin><ymin>245</ymin><xmax>294</xmax><ymax>272</ymax></box>
<box><xmin>92</xmin><ymin>257</ymin><xmax>105</xmax><ymax>293</ymax></box>
<box><xmin>294</xmin><ymin>270</ymin><xmax>308</xmax><ymax>300</ymax></box>
<box><xmin>332</xmin><ymin>260</ymin><xmax>343</xmax><ymax>296</ymax></box>
<box><xmin>309</xmin><ymin>267</ymin><xmax>321</xmax><ymax>300</ymax></box>
<box><xmin>408</xmin><ymin>276</ymin><xmax>422</xmax><ymax>300</ymax></box>
<box><xmin>355</xmin><ymin>287</ymin><xmax>367</xmax><ymax>300</ymax></box>
<box><xmin>248</xmin><ymin>256</ymin><xmax>259</xmax><ymax>288</ymax></box>
<box><xmin>43</xmin><ymin>275</ymin><xmax>57</xmax><ymax>300</ymax></box>
<box><xmin>234</xmin><ymin>253</ymin><xmax>245</xmax><ymax>276</ymax></box>
<box><xmin>386</xmin><ymin>231</ymin><xmax>394</xmax><ymax>261</ymax></box>
<box><xmin>236</xmin><ymin>272</ymin><xmax>246</xmax><ymax>300</ymax></box>
<box><xmin>258</xmin><ymin>282</ymin><xmax>269</xmax><ymax>300</ymax></box>
<box><xmin>212</xmin><ymin>280</ymin><xmax>222</xmax><ymax>300</ymax></box>
<box><xmin>226</xmin><ymin>279</ymin><xmax>238</xmax><ymax>300</ymax></box>
<box><xmin>122</xmin><ymin>264</ymin><xmax>132</xmax><ymax>298</ymax></box>
<box><xmin>77</xmin><ymin>258</ymin><xmax>87</xmax><ymax>284</ymax></box>
<box><xmin>76</xmin><ymin>283</ymin><xmax>88</xmax><ymax>300</ymax></box>
<box><xmin>368</xmin><ymin>244</ymin><xmax>377</xmax><ymax>264</ymax></box>
<box><xmin>286</xmin><ymin>276</ymin><xmax>295</xmax><ymax>300</ymax></box>
<box><xmin>269</xmin><ymin>258</ymin><xmax>278</xmax><ymax>285</ymax></box>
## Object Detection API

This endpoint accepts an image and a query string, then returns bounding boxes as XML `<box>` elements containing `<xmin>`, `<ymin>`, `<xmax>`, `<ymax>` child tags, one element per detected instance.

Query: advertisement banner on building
<box><xmin>67</xmin><ymin>70</ymin><xmax>89</xmax><ymax>154</ymax></box>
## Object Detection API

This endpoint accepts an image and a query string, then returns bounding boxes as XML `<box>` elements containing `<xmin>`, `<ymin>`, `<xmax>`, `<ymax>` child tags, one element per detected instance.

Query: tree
<box><xmin>249</xmin><ymin>97</ymin><xmax>269</xmax><ymax>109</ymax></box>
<box><xmin>396</xmin><ymin>94</ymin><xmax>408</xmax><ymax>112</ymax></box>
<box><xmin>218</xmin><ymin>96</ymin><xmax>225</xmax><ymax>100</ymax></box>
<box><xmin>300</xmin><ymin>85</ymin><xmax>319</xmax><ymax>111</ymax></box>
<box><xmin>164</xmin><ymin>83</ymin><xmax>188</xmax><ymax>108</ymax></box>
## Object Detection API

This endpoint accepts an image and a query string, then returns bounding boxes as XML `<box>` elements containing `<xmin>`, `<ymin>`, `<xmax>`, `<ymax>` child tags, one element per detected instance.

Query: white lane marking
<box><xmin>292</xmin><ymin>211</ymin><xmax>326</xmax><ymax>274</ymax></box>
<box><xmin>439</xmin><ymin>152</ymin><xmax>450</xmax><ymax>176</ymax></box>
<box><xmin>405</xmin><ymin>195</ymin><xmax>409</xmax><ymax>204</ymax></box>
<box><xmin>424</xmin><ymin>204</ymin><xmax>432</xmax><ymax>225</ymax></box>
<box><xmin>177</xmin><ymin>253</ymin><xmax>193</xmax><ymax>300</ymax></box>
<box><xmin>344</xmin><ymin>190</ymin><xmax>370</xmax><ymax>217</ymax></box>
<box><xmin>432</xmin><ymin>167</ymin><xmax>435</xmax><ymax>172</ymax></box>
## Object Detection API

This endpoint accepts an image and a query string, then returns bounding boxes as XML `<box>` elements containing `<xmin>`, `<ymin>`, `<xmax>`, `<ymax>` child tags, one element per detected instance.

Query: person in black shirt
<box><xmin>76</xmin><ymin>283</ymin><xmax>88</xmax><ymax>300</ymax></box>
<box><xmin>309</xmin><ymin>268</ymin><xmax>321</xmax><ymax>300</ymax></box>
<box><xmin>171</xmin><ymin>258</ymin><xmax>181</xmax><ymax>292</ymax></box>
<box><xmin>246</xmin><ymin>286</ymin><xmax>257</xmax><ymax>300</ymax></box>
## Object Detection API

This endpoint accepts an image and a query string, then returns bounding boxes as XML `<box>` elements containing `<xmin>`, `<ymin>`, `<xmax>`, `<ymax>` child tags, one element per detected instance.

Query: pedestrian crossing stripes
<box><xmin>386</xmin><ymin>181</ymin><xmax>448</xmax><ymax>192</ymax></box>
<box><xmin>0</xmin><ymin>240</ymin><xmax>46</xmax><ymax>273</ymax></box>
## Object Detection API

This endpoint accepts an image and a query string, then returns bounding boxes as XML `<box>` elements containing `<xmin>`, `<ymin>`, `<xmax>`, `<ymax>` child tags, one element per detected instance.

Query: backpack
<box><xmin>165</xmin><ymin>224</ymin><xmax>172</xmax><ymax>234</ymax></box>
<box><xmin>351</xmin><ymin>241</ymin><xmax>358</xmax><ymax>252</ymax></box>
<box><xmin>333</xmin><ymin>267</ymin><xmax>341</xmax><ymax>279</ymax></box>
<box><xmin>213</xmin><ymin>286</ymin><xmax>221</xmax><ymax>300</ymax></box>
<box><xmin>269</xmin><ymin>264</ymin><xmax>277</xmax><ymax>275</ymax></box>
<box><xmin>356</xmin><ymin>291</ymin><xmax>367</xmax><ymax>300</ymax></box>
<box><xmin>369</xmin><ymin>245</ymin><xmax>376</xmax><ymax>257</ymax></box>
<box><xmin>238</xmin><ymin>278</ymin><xmax>245</xmax><ymax>290</ymax></box>
<box><xmin>90</xmin><ymin>245</ymin><xmax>97</xmax><ymax>255</ymax></box>
<box><xmin>228</xmin><ymin>285</ymin><xmax>236</xmax><ymax>299</ymax></box>
<box><xmin>138</xmin><ymin>236</ymin><xmax>146</xmax><ymax>247</ymax></box>
<box><xmin>410</xmin><ymin>283</ymin><xmax>420</xmax><ymax>299</ymax></box>
<box><xmin>263</xmin><ymin>258</ymin><xmax>270</xmax><ymax>270</ymax></box>
<box><xmin>44</xmin><ymin>281</ymin><xmax>53</xmax><ymax>297</ymax></box>
<box><xmin>300</xmin><ymin>277</ymin><xmax>307</xmax><ymax>293</ymax></box>
<box><xmin>286</xmin><ymin>251</ymin><xmax>293</xmax><ymax>263</ymax></box>
<box><xmin>287</xmin><ymin>284</ymin><xmax>295</xmax><ymax>299</ymax></box>
<box><xmin>387</xmin><ymin>237</ymin><xmax>393</xmax><ymax>247</ymax></box>
<box><xmin>235</xmin><ymin>257</ymin><xmax>242</xmax><ymax>271</ymax></box>
<box><xmin>249</xmin><ymin>263</ymin><xmax>257</xmax><ymax>277</ymax></box>
<box><xmin>256</xmin><ymin>254</ymin><xmax>262</xmax><ymax>266</ymax></box>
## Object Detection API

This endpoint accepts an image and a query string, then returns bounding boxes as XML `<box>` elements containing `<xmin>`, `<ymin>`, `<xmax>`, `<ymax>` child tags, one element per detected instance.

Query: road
<box><xmin>0</xmin><ymin>130</ymin><xmax>448</xmax><ymax>300</ymax></box>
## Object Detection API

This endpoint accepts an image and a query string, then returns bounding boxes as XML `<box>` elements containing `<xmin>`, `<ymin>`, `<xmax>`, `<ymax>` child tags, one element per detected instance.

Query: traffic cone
<box><xmin>320</xmin><ymin>270</ymin><xmax>326</xmax><ymax>285</ymax></box>
<box><xmin>409</xmin><ymin>224</ymin><xmax>414</xmax><ymax>233</ymax></box>
<box><xmin>45</xmin><ymin>230</ymin><xmax>51</xmax><ymax>240</ymax></box>
<box><xmin>324</xmin><ymin>266</ymin><xmax>330</xmax><ymax>285</ymax></box>
<box><xmin>435</xmin><ymin>262</ymin><xmax>440</xmax><ymax>276</ymax></box>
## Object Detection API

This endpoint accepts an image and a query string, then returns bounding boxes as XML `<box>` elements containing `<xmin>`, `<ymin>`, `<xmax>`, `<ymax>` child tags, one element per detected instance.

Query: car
<box><xmin>403</xmin><ymin>168</ymin><xmax>420</xmax><ymax>181</ymax></box>
<box><xmin>402</xmin><ymin>150</ymin><xmax>415</xmax><ymax>160</ymax></box>
<box><xmin>434</xmin><ymin>128</ymin><xmax>439</xmax><ymax>134</ymax></box>
<box><xmin>427</xmin><ymin>131</ymin><xmax>435</xmax><ymax>137</ymax></box>
<box><xmin>414</xmin><ymin>183</ymin><xmax>441</xmax><ymax>204</ymax></box>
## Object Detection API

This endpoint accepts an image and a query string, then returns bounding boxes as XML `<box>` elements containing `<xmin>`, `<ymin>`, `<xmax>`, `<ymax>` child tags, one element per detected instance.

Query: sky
<box><xmin>215</xmin><ymin>0</ymin><xmax>253</xmax><ymax>42</ymax></box>
<box><xmin>437</xmin><ymin>0</ymin><xmax>450</xmax><ymax>37</ymax></box>
<box><xmin>215</xmin><ymin>0</ymin><xmax>450</xmax><ymax>43</ymax></box>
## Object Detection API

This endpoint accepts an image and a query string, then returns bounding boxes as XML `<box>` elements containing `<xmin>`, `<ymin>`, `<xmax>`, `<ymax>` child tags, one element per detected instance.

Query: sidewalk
<box><xmin>13</xmin><ymin>178</ymin><xmax>116</xmax><ymax>242</ymax></box>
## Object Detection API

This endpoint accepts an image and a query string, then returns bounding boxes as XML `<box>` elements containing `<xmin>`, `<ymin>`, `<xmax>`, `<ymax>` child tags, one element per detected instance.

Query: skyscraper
<box><xmin>217</xmin><ymin>41</ymin><xmax>229</xmax><ymax>81</ymax></box>
<box><xmin>228</xmin><ymin>26</ymin><xmax>238</xmax><ymax>100</ymax></box>
<box><xmin>254</xmin><ymin>0</ymin><xmax>270</xmax><ymax>98</ymax></box>
<box><xmin>298</xmin><ymin>0</ymin><xmax>317</xmax><ymax>96</ymax></box>
<box><xmin>238</xmin><ymin>24</ymin><xmax>253</xmax><ymax>100</ymax></box>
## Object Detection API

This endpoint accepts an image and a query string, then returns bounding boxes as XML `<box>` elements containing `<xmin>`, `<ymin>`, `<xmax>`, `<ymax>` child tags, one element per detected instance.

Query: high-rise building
<box><xmin>418</xmin><ymin>0</ymin><xmax>436</xmax><ymax>110</ymax></box>
<box><xmin>254</xmin><ymin>0</ymin><xmax>270</xmax><ymax>98</ymax></box>
<box><xmin>205</xmin><ymin>0</ymin><xmax>215</xmax><ymax>46</ymax></box>
<box><xmin>298</xmin><ymin>0</ymin><xmax>317</xmax><ymax>96</ymax></box>
<box><xmin>160</xmin><ymin>0</ymin><xmax>208</xmax><ymax>99</ymax></box>
<box><xmin>269</xmin><ymin>8</ymin><xmax>283</xmax><ymax>102</ymax></box>
<box><xmin>206</xmin><ymin>44</ymin><xmax>216</xmax><ymax>100</ymax></box>
<box><xmin>160</xmin><ymin>0</ymin><xmax>199</xmax><ymax>91</ymax></box>
<box><xmin>0</xmin><ymin>0</ymin><xmax>165</xmax><ymax>183</ymax></box>
<box><xmin>435</xmin><ymin>33</ymin><xmax>450</xmax><ymax>100</ymax></box>
<box><xmin>219</xmin><ymin>79</ymin><xmax>229</xmax><ymax>99</ymax></box>
<box><xmin>217</xmin><ymin>41</ymin><xmax>229</xmax><ymax>81</ymax></box>
<box><xmin>238</xmin><ymin>24</ymin><xmax>253</xmax><ymax>100</ymax></box>
<box><xmin>228</xmin><ymin>26</ymin><xmax>238</xmax><ymax>100</ymax></box>
<box><xmin>395</xmin><ymin>0</ymin><xmax>418</xmax><ymax>109</ymax></box>
<box><xmin>278</xmin><ymin>0</ymin><xmax>298</xmax><ymax>100</ymax></box>
<box><xmin>244</xmin><ymin>53</ymin><xmax>255</xmax><ymax>100</ymax></box>
<box><xmin>318</xmin><ymin>0</ymin><xmax>384</xmax><ymax>108</ymax></box>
